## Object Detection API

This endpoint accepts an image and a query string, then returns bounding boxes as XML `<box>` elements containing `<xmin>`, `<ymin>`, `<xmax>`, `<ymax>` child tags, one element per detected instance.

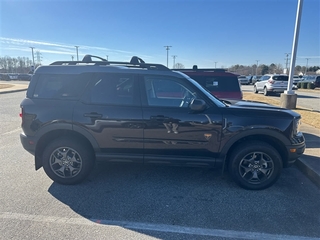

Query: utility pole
<box><xmin>255</xmin><ymin>60</ymin><xmax>259</xmax><ymax>75</ymax></box>
<box><xmin>71</xmin><ymin>56</ymin><xmax>74</xmax><ymax>61</ymax></box>
<box><xmin>305</xmin><ymin>58</ymin><xmax>309</xmax><ymax>75</ymax></box>
<box><xmin>106</xmin><ymin>55</ymin><xmax>108</xmax><ymax>61</ymax></box>
<box><xmin>214</xmin><ymin>62</ymin><xmax>217</xmax><ymax>68</ymax></box>
<box><xmin>30</xmin><ymin>47</ymin><xmax>35</xmax><ymax>68</ymax></box>
<box><xmin>75</xmin><ymin>46</ymin><xmax>79</xmax><ymax>61</ymax></box>
<box><xmin>285</xmin><ymin>53</ymin><xmax>291</xmax><ymax>72</ymax></box>
<box><xmin>164</xmin><ymin>46</ymin><xmax>172</xmax><ymax>67</ymax></box>
<box><xmin>172</xmin><ymin>55</ymin><xmax>177</xmax><ymax>68</ymax></box>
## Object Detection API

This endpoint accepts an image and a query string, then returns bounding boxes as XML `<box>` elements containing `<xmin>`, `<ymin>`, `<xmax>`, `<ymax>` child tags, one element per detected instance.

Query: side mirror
<box><xmin>190</xmin><ymin>99</ymin><xmax>206</xmax><ymax>112</ymax></box>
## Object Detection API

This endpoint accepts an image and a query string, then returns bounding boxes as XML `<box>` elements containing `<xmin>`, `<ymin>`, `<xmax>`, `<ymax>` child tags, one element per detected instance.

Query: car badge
<box><xmin>204</xmin><ymin>133</ymin><xmax>212</xmax><ymax>140</ymax></box>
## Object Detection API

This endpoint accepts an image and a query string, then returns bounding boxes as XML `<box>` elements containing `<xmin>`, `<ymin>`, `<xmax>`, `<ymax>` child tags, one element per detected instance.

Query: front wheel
<box><xmin>42</xmin><ymin>138</ymin><xmax>95</xmax><ymax>185</ymax></box>
<box><xmin>228</xmin><ymin>141</ymin><xmax>282</xmax><ymax>190</ymax></box>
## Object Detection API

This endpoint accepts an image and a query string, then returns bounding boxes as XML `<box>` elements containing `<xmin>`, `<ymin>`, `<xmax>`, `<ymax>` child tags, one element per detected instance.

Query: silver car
<box><xmin>253</xmin><ymin>74</ymin><xmax>288</xmax><ymax>96</ymax></box>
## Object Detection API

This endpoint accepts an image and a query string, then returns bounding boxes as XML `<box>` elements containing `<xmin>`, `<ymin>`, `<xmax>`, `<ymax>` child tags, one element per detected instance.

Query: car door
<box><xmin>256</xmin><ymin>75</ymin><xmax>268</xmax><ymax>90</ymax></box>
<box><xmin>140</xmin><ymin>75</ymin><xmax>223</xmax><ymax>166</ymax></box>
<box><xmin>73</xmin><ymin>72</ymin><xmax>144</xmax><ymax>163</ymax></box>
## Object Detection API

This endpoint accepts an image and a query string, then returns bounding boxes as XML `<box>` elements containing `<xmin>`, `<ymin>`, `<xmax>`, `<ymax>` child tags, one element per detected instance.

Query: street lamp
<box><xmin>30</xmin><ymin>47</ymin><xmax>35</xmax><ymax>68</ymax></box>
<box><xmin>75</xmin><ymin>46</ymin><xmax>79</xmax><ymax>61</ymax></box>
<box><xmin>164</xmin><ymin>46</ymin><xmax>172</xmax><ymax>67</ymax></box>
<box><xmin>172</xmin><ymin>55</ymin><xmax>177</xmax><ymax>68</ymax></box>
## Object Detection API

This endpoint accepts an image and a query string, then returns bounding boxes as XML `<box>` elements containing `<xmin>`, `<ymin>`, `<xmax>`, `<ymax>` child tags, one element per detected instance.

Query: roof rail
<box><xmin>50</xmin><ymin>55</ymin><xmax>169</xmax><ymax>70</ymax></box>
<box><xmin>174</xmin><ymin>68</ymin><xmax>227</xmax><ymax>72</ymax></box>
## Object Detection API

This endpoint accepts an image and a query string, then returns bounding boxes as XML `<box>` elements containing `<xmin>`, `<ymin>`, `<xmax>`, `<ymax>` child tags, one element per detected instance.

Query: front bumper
<box><xmin>285</xmin><ymin>133</ymin><xmax>306</xmax><ymax>167</ymax></box>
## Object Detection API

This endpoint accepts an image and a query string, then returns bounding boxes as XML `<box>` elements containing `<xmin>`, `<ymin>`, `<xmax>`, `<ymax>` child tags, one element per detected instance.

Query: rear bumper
<box><xmin>20</xmin><ymin>133</ymin><xmax>36</xmax><ymax>155</ymax></box>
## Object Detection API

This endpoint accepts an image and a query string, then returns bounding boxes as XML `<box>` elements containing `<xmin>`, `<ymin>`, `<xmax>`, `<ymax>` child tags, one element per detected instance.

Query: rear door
<box><xmin>73</xmin><ymin>73</ymin><xmax>144</xmax><ymax>163</ymax></box>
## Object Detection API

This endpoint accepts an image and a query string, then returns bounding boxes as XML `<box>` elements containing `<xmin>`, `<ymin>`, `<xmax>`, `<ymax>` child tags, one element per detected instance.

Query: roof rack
<box><xmin>50</xmin><ymin>55</ymin><xmax>169</xmax><ymax>71</ymax></box>
<box><xmin>174</xmin><ymin>65</ymin><xmax>226</xmax><ymax>72</ymax></box>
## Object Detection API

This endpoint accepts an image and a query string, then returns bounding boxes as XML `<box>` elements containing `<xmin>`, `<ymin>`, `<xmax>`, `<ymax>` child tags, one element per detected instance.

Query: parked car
<box><xmin>246</xmin><ymin>75</ymin><xmax>253</xmax><ymax>84</ymax></box>
<box><xmin>253</xmin><ymin>74</ymin><xmax>289</xmax><ymax>96</ymax></box>
<box><xmin>18</xmin><ymin>73</ymin><xmax>32</xmax><ymax>81</ymax></box>
<box><xmin>300</xmin><ymin>75</ymin><xmax>320</xmax><ymax>88</ymax></box>
<box><xmin>20</xmin><ymin>55</ymin><xmax>305</xmax><ymax>190</ymax></box>
<box><xmin>252</xmin><ymin>75</ymin><xmax>262</xmax><ymax>84</ymax></box>
<box><xmin>238</xmin><ymin>75</ymin><xmax>249</xmax><ymax>85</ymax></box>
<box><xmin>175</xmin><ymin>66</ymin><xmax>243</xmax><ymax>100</ymax></box>
<box><xmin>292</xmin><ymin>75</ymin><xmax>302</xmax><ymax>85</ymax></box>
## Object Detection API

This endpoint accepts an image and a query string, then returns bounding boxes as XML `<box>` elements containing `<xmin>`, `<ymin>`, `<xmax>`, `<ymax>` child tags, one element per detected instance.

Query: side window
<box><xmin>144</xmin><ymin>77</ymin><xmax>196</xmax><ymax>108</ymax></box>
<box><xmin>33</xmin><ymin>74</ymin><xmax>89</xmax><ymax>99</ymax></box>
<box><xmin>90</xmin><ymin>74</ymin><xmax>134</xmax><ymax>105</ymax></box>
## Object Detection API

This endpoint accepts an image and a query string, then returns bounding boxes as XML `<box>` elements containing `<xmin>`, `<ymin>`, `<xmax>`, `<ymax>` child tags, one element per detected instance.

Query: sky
<box><xmin>0</xmin><ymin>0</ymin><xmax>319</xmax><ymax>69</ymax></box>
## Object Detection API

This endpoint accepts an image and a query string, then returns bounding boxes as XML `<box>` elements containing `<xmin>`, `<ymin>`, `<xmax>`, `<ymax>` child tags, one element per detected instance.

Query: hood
<box><xmin>221</xmin><ymin>99</ymin><xmax>284</xmax><ymax>110</ymax></box>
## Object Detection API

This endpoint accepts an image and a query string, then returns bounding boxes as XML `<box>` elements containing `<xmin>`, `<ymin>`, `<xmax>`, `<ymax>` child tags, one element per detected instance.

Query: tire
<box><xmin>263</xmin><ymin>87</ymin><xmax>269</xmax><ymax>96</ymax></box>
<box><xmin>228</xmin><ymin>141</ymin><xmax>283</xmax><ymax>190</ymax></box>
<box><xmin>42</xmin><ymin>137</ymin><xmax>95</xmax><ymax>185</ymax></box>
<box><xmin>253</xmin><ymin>85</ymin><xmax>258</xmax><ymax>94</ymax></box>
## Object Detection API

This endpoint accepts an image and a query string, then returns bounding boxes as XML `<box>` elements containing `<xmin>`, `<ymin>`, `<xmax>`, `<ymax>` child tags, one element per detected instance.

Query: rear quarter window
<box><xmin>32</xmin><ymin>73</ymin><xmax>90</xmax><ymax>99</ymax></box>
<box><xmin>272</xmin><ymin>75</ymin><xmax>288</xmax><ymax>81</ymax></box>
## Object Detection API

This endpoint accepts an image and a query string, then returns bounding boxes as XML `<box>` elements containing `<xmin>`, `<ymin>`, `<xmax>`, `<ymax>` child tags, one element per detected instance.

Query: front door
<box><xmin>140</xmin><ymin>75</ymin><xmax>223</xmax><ymax>166</ymax></box>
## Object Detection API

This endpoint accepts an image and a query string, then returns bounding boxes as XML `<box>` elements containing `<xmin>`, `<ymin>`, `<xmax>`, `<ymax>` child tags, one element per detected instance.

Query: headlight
<box><xmin>293</xmin><ymin>118</ymin><xmax>301</xmax><ymax>135</ymax></box>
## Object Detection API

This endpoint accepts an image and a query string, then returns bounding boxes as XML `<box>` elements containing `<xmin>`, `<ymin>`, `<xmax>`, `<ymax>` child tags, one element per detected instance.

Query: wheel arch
<box><xmin>220</xmin><ymin>130</ymin><xmax>289</xmax><ymax>167</ymax></box>
<box><xmin>35</xmin><ymin>128</ymin><xmax>97</xmax><ymax>170</ymax></box>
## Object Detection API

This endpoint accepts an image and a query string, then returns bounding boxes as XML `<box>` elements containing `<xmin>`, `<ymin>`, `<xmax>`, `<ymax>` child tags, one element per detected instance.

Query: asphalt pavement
<box><xmin>1</xmin><ymin>82</ymin><xmax>319</xmax><ymax>188</ymax></box>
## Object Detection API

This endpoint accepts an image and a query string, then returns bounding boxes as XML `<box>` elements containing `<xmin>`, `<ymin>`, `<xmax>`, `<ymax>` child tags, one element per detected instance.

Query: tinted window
<box><xmin>89</xmin><ymin>73</ymin><xmax>134</xmax><ymax>105</ymax></box>
<box><xmin>33</xmin><ymin>73</ymin><xmax>89</xmax><ymax>99</ymax></box>
<box><xmin>272</xmin><ymin>75</ymin><xmax>288</xmax><ymax>81</ymax></box>
<box><xmin>144</xmin><ymin>76</ymin><xmax>196</xmax><ymax>107</ymax></box>
<box><xmin>191</xmin><ymin>76</ymin><xmax>240</xmax><ymax>92</ymax></box>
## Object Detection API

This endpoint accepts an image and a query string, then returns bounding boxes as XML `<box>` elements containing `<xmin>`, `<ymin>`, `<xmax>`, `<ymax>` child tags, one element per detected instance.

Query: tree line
<box><xmin>228</xmin><ymin>63</ymin><xmax>319</xmax><ymax>76</ymax></box>
<box><xmin>0</xmin><ymin>56</ymin><xmax>38</xmax><ymax>73</ymax></box>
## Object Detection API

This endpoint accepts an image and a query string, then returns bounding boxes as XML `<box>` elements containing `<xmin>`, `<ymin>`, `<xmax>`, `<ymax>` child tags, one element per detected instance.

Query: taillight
<box><xmin>20</xmin><ymin>108</ymin><xmax>24</xmax><ymax>126</ymax></box>
<box><xmin>268</xmin><ymin>79</ymin><xmax>275</xmax><ymax>84</ymax></box>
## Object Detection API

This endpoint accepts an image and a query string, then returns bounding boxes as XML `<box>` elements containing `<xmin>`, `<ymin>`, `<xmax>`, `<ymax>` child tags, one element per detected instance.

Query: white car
<box><xmin>238</xmin><ymin>75</ymin><xmax>249</xmax><ymax>85</ymax></box>
<box><xmin>253</xmin><ymin>74</ymin><xmax>288</xmax><ymax>96</ymax></box>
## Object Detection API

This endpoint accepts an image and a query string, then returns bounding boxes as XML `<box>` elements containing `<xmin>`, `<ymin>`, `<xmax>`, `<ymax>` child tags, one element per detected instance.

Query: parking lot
<box><xmin>1</xmin><ymin>90</ymin><xmax>320</xmax><ymax>239</ymax></box>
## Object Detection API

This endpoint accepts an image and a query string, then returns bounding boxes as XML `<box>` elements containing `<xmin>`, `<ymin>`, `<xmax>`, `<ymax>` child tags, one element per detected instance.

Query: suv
<box><xmin>175</xmin><ymin>66</ymin><xmax>242</xmax><ymax>100</ymax></box>
<box><xmin>20</xmin><ymin>55</ymin><xmax>305</xmax><ymax>190</ymax></box>
<box><xmin>253</xmin><ymin>74</ymin><xmax>289</xmax><ymax>96</ymax></box>
<box><xmin>301</xmin><ymin>75</ymin><xmax>320</xmax><ymax>88</ymax></box>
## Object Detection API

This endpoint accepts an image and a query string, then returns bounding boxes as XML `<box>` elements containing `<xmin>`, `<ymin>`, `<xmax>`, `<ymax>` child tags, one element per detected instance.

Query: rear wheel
<box><xmin>42</xmin><ymin>138</ymin><xmax>95</xmax><ymax>185</ymax></box>
<box><xmin>228</xmin><ymin>141</ymin><xmax>282</xmax><ymax>190</ymax></box>
<box><xmin>263</xmin><ymin>87</ymin><xmax>269</xmax><ymax>96</ymax></box>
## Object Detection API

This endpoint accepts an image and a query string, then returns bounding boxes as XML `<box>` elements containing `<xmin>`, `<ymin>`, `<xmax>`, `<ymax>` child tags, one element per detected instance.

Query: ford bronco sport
<box><xmin>20</xmin><ymin>55</ymin><xmax>305</xmax><ymax>190</ymax></box>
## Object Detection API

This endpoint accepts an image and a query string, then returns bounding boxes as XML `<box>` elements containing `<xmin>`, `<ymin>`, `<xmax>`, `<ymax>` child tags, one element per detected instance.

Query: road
<box><xmin>1</xmin><ymin>91</ymin><xmax>320</xmax><ymax>240</ymax></box>
<box><xmin>241</xmin><ymin>85</ymin><xmax>320</xmax><ymax>112</ymax></box>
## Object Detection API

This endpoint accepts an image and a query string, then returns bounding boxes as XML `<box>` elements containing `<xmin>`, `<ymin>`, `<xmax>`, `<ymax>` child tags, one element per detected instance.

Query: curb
<box><xmin>0</xmin><ymin>88</ymin><xmax>27</xmax><ymax>94</ymax></box>
<box><xmin>295</xmin><ymin>158</ymin><xmax>320</xmax><ymax>188</ymax></box>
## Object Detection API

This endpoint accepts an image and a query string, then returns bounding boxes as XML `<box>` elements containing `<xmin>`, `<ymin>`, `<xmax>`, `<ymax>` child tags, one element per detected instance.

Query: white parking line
<box><xmin>1</xmin><ymin>212</ymin><xmax>319</xmax><ymax>240</ymax></box>
<box><xmin>2</xmin><ymin>128</ymin><xmax>21</xmax><ymax>136</ymax></box>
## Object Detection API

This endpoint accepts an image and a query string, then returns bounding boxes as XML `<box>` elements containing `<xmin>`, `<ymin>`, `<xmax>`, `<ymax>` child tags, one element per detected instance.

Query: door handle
<box><xmin>84</xmin><ymin>112</ymin><xmax>103</xmax><ymax>118</ymax></box>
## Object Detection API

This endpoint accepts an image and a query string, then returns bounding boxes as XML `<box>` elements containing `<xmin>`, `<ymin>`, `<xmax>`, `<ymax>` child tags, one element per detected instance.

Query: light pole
<box><xmin>106</xmin><ymin>55</ymin><xmax>108</xmax><ymax>61</ymax></box>
<box><xmin>304</xmin><ymin>58</ymin><xmax>309</xmax><ymax>75</ymax></box>
<box><xmin>30</xmin><ymin>47</ymin><xmax>35</xmax><ymax>68</ymax></box>
<box><xmin>75</xmin><ymin>46</ymin><xmax>79</xmax><ymax>61</ymax></box>
<box><xmin>164</xmin><ymin>46</ymin><xmax>172</xmax><ymax>67</ymax></box>
<box><xmin>255</xmin><ymin>60</ymin><xmax>259</xmax><ymax>75</ymax></box>
<box><xmin>172</xmin><ymin>55</ymin><xmax>177</xmax><ymax>68</ymax></box>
